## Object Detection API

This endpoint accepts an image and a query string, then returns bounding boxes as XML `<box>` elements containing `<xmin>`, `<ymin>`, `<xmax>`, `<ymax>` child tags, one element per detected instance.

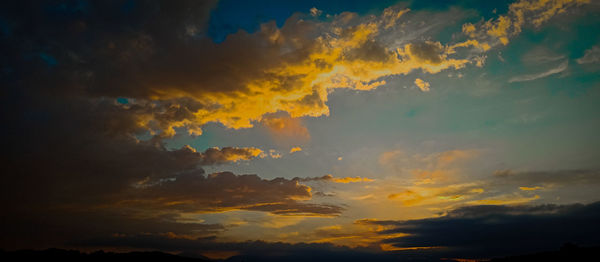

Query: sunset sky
<box><xmin>2</xmin><ymin>0</ymin><xmax>600</xmax><ymax>261</ymax></box>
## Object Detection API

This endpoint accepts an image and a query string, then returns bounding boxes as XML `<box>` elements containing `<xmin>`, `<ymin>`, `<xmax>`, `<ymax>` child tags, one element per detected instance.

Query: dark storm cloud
<box><xmin>361</xmin><ymin>201</ymin><xmax>600</xmax><ymax>258</ymax></box>
<box><xmin>1</xmin><ymin>2</ymin><xmax>345</xmax><ymax>251</ymax></box>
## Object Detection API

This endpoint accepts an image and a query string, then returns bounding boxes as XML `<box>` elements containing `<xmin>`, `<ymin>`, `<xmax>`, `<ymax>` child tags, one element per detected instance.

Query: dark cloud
<box><xmin>362</xmin><ymin>201</ymin><xmax>600</xmax><ymax>258</ymax></box>
<box><xmin>407</xmin><ymin>41</ymin><xmax>445</xmax><ymax>64</ymax></box>
<box><xmin>1</xmin><ymin>1</ymin><xmax>351</xmax><ymax>251</ymax></box>
<box><xmin>197</xmin><ymin>146</ymin><xmax>263</xmax><ymax>165</ymax></box>
<box><xmin>132</xmin><ymin>171</ymin><xmax>343</xmax><ymax>216</ymax></box>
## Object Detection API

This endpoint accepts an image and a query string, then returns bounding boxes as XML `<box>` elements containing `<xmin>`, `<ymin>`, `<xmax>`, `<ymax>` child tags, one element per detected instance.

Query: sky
<box><xmin>1</xmin><ymin>0</ymin><xmax>600</xmax><ymax>261</ymax></box>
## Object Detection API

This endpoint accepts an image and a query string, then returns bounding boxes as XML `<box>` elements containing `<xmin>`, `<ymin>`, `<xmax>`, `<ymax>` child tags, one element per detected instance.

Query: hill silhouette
<box><xmin>0</xmin><ymin>248</ymin><xmax>208</xmax><ymax>262</ymax></box>
<box><xmin>2</xmin><ymin>244</ymin><xmax>599</xmax><ymax>261</ymax></box>
<box><xmin>487</xmin><ymin>244</ymin><xmax>600</xmax><ymax>262</ymax></box>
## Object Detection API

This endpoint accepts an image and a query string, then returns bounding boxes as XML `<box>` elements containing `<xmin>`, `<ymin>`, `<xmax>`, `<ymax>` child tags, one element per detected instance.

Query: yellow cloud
<box><xmin>124</xmin><ymin>7</ymin><xmax>487</xmax><ymax>138</ymax></box>
<box><xmin>468</xmin><ymin>194</ymin><xmax>540</xmax><ymax>205</ymax></box>
<box><xmin>464</xmin><ymin>0</ymin><xmax>590</xmax><ymax>47</ymax></box>
<box><xmin>290</xmin><ymin>146</ymin><xmax>303</xmax><ymax>153</ymax></box>
<box><xmin>519</xmin><ymin>186</ymin><xmax>543</xmax><ymax>191</ymax></box>
<box><xmin>269</xmin><ymin>149</ymin><xmax>282</xmax><ymax>159</ymax></box>
<box><xmin>414</xmin><ymin>78</ymin><xmax>431</xmax><ymax>92</ymax></box>
<box><xmin>331</xmin><ymin>176</ymin><xmax>375</xmax><ymax>183</ymax></box>
<box><xmin>387</xmin><ymin>183</ymin><xmax>486</xmax><ymax>207</ymax></box>
<box><xmin>301</xmin><ymin>174</ymin><xmax>374</xmax><ymax>183</ymax></box>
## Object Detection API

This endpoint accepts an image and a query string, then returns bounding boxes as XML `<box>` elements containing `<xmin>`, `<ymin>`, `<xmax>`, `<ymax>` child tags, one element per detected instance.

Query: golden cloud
<box><xmin>299</xmin><ymin>174</ymin><xmax>374</xmax><ymax>183</ymax></box>
<box><xmin>464</xmin><ymin>0</ymin><xmax>590</xmax><ymax>47</ymax></box>
<box><xmin>414</xmin><ymin>78</ymin><xmax>431</xmax><ymax>92</ymax></box>
<box><xmin>290</xmin><ymin>146</ymin><xmax>303</xmax><ymax>153</ymax></box>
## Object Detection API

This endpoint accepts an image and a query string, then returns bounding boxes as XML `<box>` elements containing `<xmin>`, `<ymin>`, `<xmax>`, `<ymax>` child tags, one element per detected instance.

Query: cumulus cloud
<box><xmin>2</xmin><ymin>0</ymin><xmax>587</xmax><ymax>142</ymax></box>
<box><xmin>576</xmin><ymin>45</ymin><xmax>600</xmax><ymax>64</ymax></box>
<box><xmin>0</xmin><ymin>1</ymin><xmax>491</xmax><ymax>140</ymax></box>
<box><xmin>508</xmin><ymin>60</ymin><xmax>568</xmax><ymax>83</ymax></box>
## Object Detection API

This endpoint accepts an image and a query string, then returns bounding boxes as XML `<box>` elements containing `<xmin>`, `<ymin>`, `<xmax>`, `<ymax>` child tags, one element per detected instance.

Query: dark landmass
<box><xmin>0</xmin><ymin>248</ymin><xmax>208</xmax><ymax>262</ymax></box>
<box><xmin>1</xmin><ymin>244</ymin><xmax>599</xmax><ymax>261</ymax></box>
<box><xmin>488</xmin><ymin>244</ymin><xmax>600</xmax><ymax>262</ymax></box>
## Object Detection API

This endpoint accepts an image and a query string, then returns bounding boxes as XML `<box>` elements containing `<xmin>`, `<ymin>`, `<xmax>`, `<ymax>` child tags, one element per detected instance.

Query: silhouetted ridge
<box><xmin>0</xmin><ymin>248</ymin><xmax>208</xmax><ymax>262</ymax></box>
<box><xmin>488</xmin><ymin>244</ymin><xmax>600</xmax><ymax>262</ymax></box>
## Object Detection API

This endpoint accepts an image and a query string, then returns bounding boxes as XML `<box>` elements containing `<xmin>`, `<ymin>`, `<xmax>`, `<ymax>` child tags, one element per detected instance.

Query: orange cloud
<box><xmin>262</xmin><ymin>116</ymin><xmax>311</xmax><ymax>141</ymax></box>
<box><xmin>378</xmin><ymin>150</ymin><xmax>403</xmax><ymax>165</ymax></box>
<box><xmin>436</xmin><ymin>149</ymin><xmax>479</xmax><ymax>166</ymax></box>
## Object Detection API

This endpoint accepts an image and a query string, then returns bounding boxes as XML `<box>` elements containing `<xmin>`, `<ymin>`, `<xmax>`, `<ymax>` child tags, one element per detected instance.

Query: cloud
<box><xmin>297</xmin><ymin>174</ymin><xmax>374</xmax><ymax>183</ymax></box>
<box><xmin>310</xmin><ymin>7</ymin><xmax>322</xmax><ymax>17</ymax></box>
<box><xmin>178</xmin><ymin>145</ymin><xmax>263</xmax><ymax>165</ymax></box>
<box><xmin>508</xmin><ymin>60</ymin><xmax>568</xmax><ymax>83</ymax></box>
<box><xmin>269</xmin><ymin>149</ymin><xmax>282</xmax><ymax>159</ymax></box>
<box><xmin>491</xmin><ymin>169</ymin><xmax>600</xmax><ymax>186</ymax></box>
<box><xmin>262</xmin><ymin>116</ymin><xmax>311</xmax><ymax>141</ymax></box>
<box><xmin>520</xmin><ymin>186</ymin><xmax>543</xmax><ymax>191</ymax></box>
<box><xmin>130</xmin><ymin>171</ymin><xmax>345</xmax><ymax>215</ymax></box>
<box><xmin>378</xmin><ymin>150</ymin><xmax>403</xmax><ymax>165</ymax></box>
<box><xmin>463</xmin><ymin>0</ymin><xmax>590</xmax><ymax>47</ymax></box>
<box><xmin>0</xmin><ymin>0</ymin><xmax>595</xmax><ymax>255</ymax></box>
<box><xmin>361</xmin><ymin>201</ymin><xmax>600</xmax><ymax>258</ymax></box>
<box><xmin>0</xmin><ymin>97</ymin><xmax>340</xmax><ymax>250</ymax></box>
<box><xmin>0</xmin><ymin>1</ymin><xmax>492</xmax><ymax>140</ymax></box>
<box><xmin>576</xmin><ymin>45</ymin><xmax>600</xmax><ymax>64</ymax></box>
<box><xmin>290</xmin><ymin>147</ymin><xmax>303</xmax><ymax>153</ymax></box>
<box><xmin>414</xmin><ymin>78</ymin><xmax>431</xmax><ymax>92</ymax></box>
<box><xmin>387</xmin><ymin>183</ymin><xmax>485</xmax><ymax>207</ymax></box>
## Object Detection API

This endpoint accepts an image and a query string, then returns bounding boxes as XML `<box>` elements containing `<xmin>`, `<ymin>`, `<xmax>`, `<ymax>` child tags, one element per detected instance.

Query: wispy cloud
<box><xmin>508</xmin><ymin>60</ymin><xmax>568</xmax><ymax>83</ymax></box>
